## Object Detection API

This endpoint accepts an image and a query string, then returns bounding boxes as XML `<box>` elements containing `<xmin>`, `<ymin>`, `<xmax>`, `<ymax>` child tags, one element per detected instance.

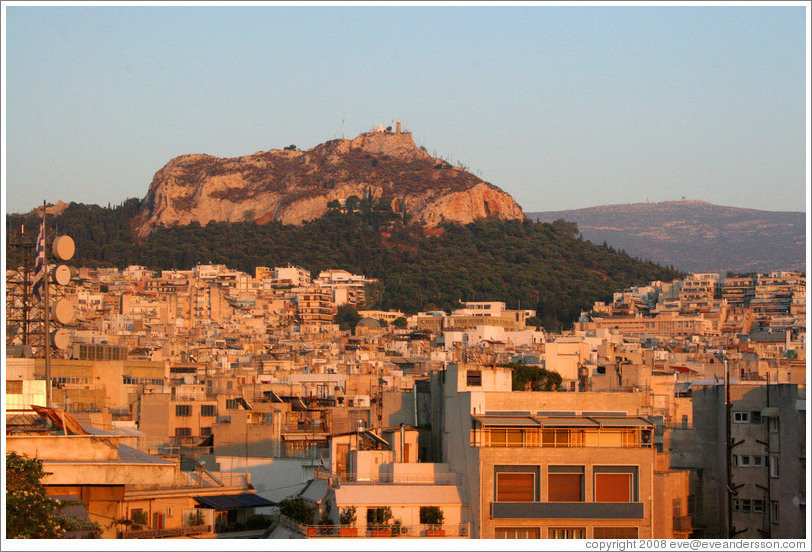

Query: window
<box><xmin>593</xmin><ymin>527</ymin><xmax>638</xmax><ymax>539</ymax></box>
<box><xmin>490</xmin><ymin>429</ymin><xmax>525</xmax><ymax>447</ymax></box>
<box><xmin>367</xmin><ymin>507</ymin><xmax>389</xmax><ymax>525</ymax></box>
<box><xmin>495</xmin><ymin>527</ymin><xmax>540</xmax><ymax>539</ymax></box>
<box><xmin>594</xmin><ymin>467</ymin><xmax>637</xmax><ymax>503</ymax></box>
<box><xmin>733</xmin><ymin>411</ymin><xmax>750</xmax><ymax>423</ymax></box>
<box><xmin>547</xmin><ymin>466</ymin><xmax>584</xmax><ymax>502</ymax></box>
<box><xmin>175</xmin><ymin>427</ymin><xmax>191</xmax><ymax>437</ymax></box>
<box><xmin>752</xmin><ymin>456</ymin><xmax>763</xmax><ymax>467</ymax></box>
<box><xmin>495</xmin><ymin>466</ymin><xmax>538</xmax><ymax>502</ymax></box>
<box><xmin>741</xmin><ymin>499</ymin><xmax>751</xmax><ymax>512</ymax></box>
<box><xmin>750</xmin><ymin>411</ymin><xmax>762</xmax><ymax>424</ymax></box>
<box><xmin>753</xmin><ymin>500</ymin><xmax>764</xmax><ymax>513</ymax></box>
<box><xmin>201</xmin><ymin>404</ymin><xmax>217</xmax><ymax>417</ymax></box>
<box><xmin>419</xmin><ymin>506</ymin><xmax>444</xmax><ymax>525</ymax></box>
<box><xmin>541</xmin><ymin>429</ymin><xmax>583</xmax><ymax>447</ymax></box>
<box><xmin>466</xmin><ymin>370</ymin><xmax>482</xmax><ymax>387</ymax></box>
<box><xmin>200</xmin><ymin>427</ymin><xmax>212</xmax><ymax>436</ymax></box>
<box><xmin>770</xmin><ymin>456</ymin><xmax>779</xmax><ymax>478</ymax></box>
<box><xmin>548</xmin><ymin>527</ymin><xmax>585</xmax><ymax>539</ymax></box>
<box><xmin>175</xmin><ymin>404</ymin><xmax>191</xmax><ymax>417</ymax></box>
<box><xmin>769</xmin><ymin>417</ymin><xmax>780</xmax><ymax>433</ymax></box>
<box><xmin>739</xmin><ymin>455</ymin><xmax>750</xmax><ymax>467</ymax></box>
<box><xmin>226</xmin><ymin>399</ymin><xmax>240</xmax><ymax>410</ymax></box>
<box><xmin>771</xmin><ymin>501</ymin><xmax>779</xmax><ymax>523</ymax></box>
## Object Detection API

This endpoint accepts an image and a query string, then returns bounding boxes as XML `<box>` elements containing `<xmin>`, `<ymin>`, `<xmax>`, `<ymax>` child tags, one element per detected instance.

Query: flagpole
<box><xmin>43</xmin><ymin>200</ymin><xmax>52</xmax><ymax>409</ymax></box>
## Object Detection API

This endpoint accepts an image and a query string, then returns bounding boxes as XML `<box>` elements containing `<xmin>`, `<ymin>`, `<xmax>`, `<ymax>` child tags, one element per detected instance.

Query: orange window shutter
<box><xmin>548</xmin><ymin>473</ymin><xmax>583</xmax><ymax>502</ymax></box>
<box><xmin>594</xmin><ymin>473</ymin><xmax>632</xmax><ymax>502</ymax></box>
<box><xmin>496</xmin><ymin>473</ymin><xmax>535</xmax><ymax>502</ymax></box>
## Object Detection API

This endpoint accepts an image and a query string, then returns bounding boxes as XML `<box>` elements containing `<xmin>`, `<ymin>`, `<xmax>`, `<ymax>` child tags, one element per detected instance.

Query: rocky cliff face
<box><xmin>135</xmin><ymin>128</ymin><xmax>525</xmax><ymax>237</ymax></box>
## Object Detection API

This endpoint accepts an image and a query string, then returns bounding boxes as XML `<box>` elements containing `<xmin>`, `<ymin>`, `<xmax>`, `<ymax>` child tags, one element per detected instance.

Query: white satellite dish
<box><xmin>52</xmin><ymin>235</ymin><xmax>75</xmax><ymax>261</ymax></box>
<box><xmin>53</xmin><ymin>265</ymin><xmax>72</xmax><ymax>286</ymax></box>
<box><xmin>51</xmin><ymin>299</ymin><xmax>75</xmax><ymax>324</ymax></box>
<box><xmin>52</xmin><ymin>329</ymin><xmax>71</xmax><ymax>350</ymax></box>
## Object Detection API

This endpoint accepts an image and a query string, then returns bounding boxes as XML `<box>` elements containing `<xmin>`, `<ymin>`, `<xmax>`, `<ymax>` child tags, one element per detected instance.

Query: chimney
<box><xmin>396</xmin><ymin>121</ymin><xmax>401</xmax><ymax>135</ymax></box>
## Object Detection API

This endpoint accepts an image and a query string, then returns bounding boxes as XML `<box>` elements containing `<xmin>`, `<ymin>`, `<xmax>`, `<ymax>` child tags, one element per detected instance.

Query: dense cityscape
<box><xmin>5</xmin><ymin>248</ymin><xmax>807</xmax><ymax>540</ymax></box>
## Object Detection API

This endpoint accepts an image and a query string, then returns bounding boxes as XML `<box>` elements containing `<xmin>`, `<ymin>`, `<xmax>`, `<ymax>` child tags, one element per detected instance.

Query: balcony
<box><xmin>491</xmin><ymin>502</ymin><xmax>644</xmax><ymax>520</ymax></box>
<box><xmin>126</xmin><ymin>471</ymin><xmax>249</xmax><ymax>494</ymax></box>
<box><xmin>673</xmin><ymin>515</ymin><xmax>693</xmax><ymax>533</ymax></box>
<box><xmin>471</xmin><ymin>429</ymin><xmax>653</xmax><ymax>448</ymax></box>
<box><xmin>304</xmin><ymin>523</ymin><xmax>469</xmax><ymax>538</ymax></box>
<box><xmin>118</xmin><ymin>525</ymin><xmax>213</xmax><ymax>539</ymax></box>
<box><xmin>313</xmin><ymin>468</ymin><xmax>459</xmax><ymax>485</ymax></box>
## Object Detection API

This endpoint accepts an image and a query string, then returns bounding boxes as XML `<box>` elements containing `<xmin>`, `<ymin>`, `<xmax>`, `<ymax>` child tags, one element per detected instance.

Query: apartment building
<box><xmin>6</xmin><ymin>406</ymin><xmax>272</xmax><ymax>538</ymax></box>
<box><xmin>424</xmin><ymin>364</ymin><xmax>691</xmax><ymax>539</ymax></box>
<box><xmin>669</xmin><ymin>383</ymin><xmax>805</xmax><ymax>539</ymax></box>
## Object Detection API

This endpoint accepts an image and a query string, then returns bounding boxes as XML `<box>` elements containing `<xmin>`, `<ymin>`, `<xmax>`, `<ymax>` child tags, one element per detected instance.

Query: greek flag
<box><xmin>32</xmin><ymin>221</ymin><xmax>45</xmax><ymax>303</ymax></box>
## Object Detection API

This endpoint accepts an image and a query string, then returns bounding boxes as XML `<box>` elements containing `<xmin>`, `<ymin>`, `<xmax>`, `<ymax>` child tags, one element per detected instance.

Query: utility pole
<box><xmin>42</xmin><ymin>201</ymin><xmax>52</xmax><ymax>408</ymax></box>
<box><xmin>725</xmin><ymin>356</ymin><xmax>732</xmax><ymax>538</ymax></box>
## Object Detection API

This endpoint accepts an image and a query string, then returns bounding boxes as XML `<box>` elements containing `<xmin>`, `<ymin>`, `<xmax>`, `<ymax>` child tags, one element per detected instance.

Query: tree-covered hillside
<box><xmin>7</xmin><ymin>199</ymin><xmax>682</xmax><ymax>330</ymax></box>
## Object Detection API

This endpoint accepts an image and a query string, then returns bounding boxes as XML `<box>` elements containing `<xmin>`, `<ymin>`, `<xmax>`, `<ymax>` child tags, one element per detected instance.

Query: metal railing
<box><xmin>470</xmin><ymin>428</ymin><xmax>653</xmax><ymax>448</ymax></box>
<box><xmin>304</xmin><ymin>523</ymin><xmax>469</xmax><ymax>538</ymax></box>
<box><xmin>673</xmin><ymin>516</ymin><xmax>693</xmax><ymax>533</ymax></box>
<box><xmin>312</xmin><ymin>469</ymin><xmax>459</xmax><ymax>485</ymax></box>
<box><xmin>126</xmin><ymin>471</ymin><xmax>249</xmax><ymax>493</ymax></box>
<box><xmin>118</xmin><ymin>524</ymin><xmax>212</xmax><ymax>539</ymax></box>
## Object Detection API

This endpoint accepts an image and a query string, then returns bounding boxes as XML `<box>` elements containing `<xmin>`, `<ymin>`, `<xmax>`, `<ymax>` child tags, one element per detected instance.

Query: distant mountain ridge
<box><xmin>529</xmin><ymin>200</ymin><xmax>805</xmax><ymax>274</ymax></box>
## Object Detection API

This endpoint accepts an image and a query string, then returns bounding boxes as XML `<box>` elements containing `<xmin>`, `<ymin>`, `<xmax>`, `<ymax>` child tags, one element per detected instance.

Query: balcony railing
<box><xmin>126</xmin><ymin>471</ymin><xmax>249</xmax><ymax>493</ymax></box>
<box><xmin>673</xmin><ymin>515</ymin><xmax>693</xmax><ymax>533</ymax></box>
<box><xmin>313</xmin><ymin>469</ymin><xmax>459</xmax><ymax>485</ymax></box>
<box><xmin>304</xmin><ymin>523</ymin><xmax>469</xmax><ymax>538</ymax></box>
<box><xmin>471</xmin><ymin>428</ymin><xmax>653</xmax><ymax>448</ymax></box>
<box><xmin>118</xmin><ymin>525</ymin><xmax>212</xmax><ymax>539</ymax></box>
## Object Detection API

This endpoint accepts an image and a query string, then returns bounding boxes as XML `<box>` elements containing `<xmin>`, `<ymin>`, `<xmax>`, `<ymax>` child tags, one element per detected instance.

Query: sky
<box><xmin>2</xmin><ymin>2</ymin><xmax>809</xmax><ymax>216</ymax></box>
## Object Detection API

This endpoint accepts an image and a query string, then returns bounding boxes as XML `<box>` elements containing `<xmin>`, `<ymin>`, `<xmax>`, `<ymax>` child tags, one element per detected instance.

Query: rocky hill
<box><xmin>135</xmin><ymin>126</ymin><xmax>525</xmax><ymax>238</ymax></box>
<box><xmin>529</xmin><ymin>200</ymin><xmax>806</xmax><ymax>274</ymax></box>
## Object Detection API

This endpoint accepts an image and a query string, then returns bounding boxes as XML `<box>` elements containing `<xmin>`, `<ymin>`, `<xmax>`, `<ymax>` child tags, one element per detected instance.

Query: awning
<box><xmin>760</xmin><ymin>407</ymin><xmax>779</xmax><ymax>418</ymax></box>
<box><xmin>472</xmin><ymin>416</ymin><xmax>540</xmax><ymax>427</ymax></box>
<box><xmin>671</xmin><ymin>365</ymin><xmax>699</xmax><ymax>373</ymax></box>
<box><xmin>537</xmin><ymin>417</ymin><xmax>599</xmax><ymax>428</ymax></box>
<box><xmin>591</xmin><ymin>417</ymin><xmax>654</xmax><ymax>428</ymax></box>
<box><xmin>282</xmin><ymin>434</ymin><xmax>328</xmax><ymax>441</ymax></box>
<box><xmin>194</xmin><ymin>493</ymin><xmax>276</xmax><ymax>510</ymax></box>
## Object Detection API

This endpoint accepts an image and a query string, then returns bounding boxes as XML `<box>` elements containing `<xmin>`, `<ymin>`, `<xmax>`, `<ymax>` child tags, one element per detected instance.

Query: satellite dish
<box><xmin>51</xmin><ymin>299</ymin><xmax>75</xmax><ymax>324</ymax></box>
<box><xmin>53</xmin><ymin>265</ymin><xmax>72</xmax><ymax>286</ymax></box>
<box><xmin>52</xmin><ymin>329</ymin><xmax>70</xmax><ymax>350</ymax></box>
<box><xmin>52</xmin><ymin>235</ymin><xmax>75</xmax><ymax>261</ymax></box>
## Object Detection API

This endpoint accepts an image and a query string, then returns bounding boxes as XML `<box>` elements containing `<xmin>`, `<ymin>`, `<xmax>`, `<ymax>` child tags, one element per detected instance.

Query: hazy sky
<box><xmin>3</xmin><ymin>2</ymin><xmax>809</xmax><ymax>215</ymax></box>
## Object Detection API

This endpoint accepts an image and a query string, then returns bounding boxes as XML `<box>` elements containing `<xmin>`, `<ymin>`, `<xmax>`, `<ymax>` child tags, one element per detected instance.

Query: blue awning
<box><xmin>193</xmin><ymin>493</ymin><xmax>276</xmax><ymax>510</ymax></box>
